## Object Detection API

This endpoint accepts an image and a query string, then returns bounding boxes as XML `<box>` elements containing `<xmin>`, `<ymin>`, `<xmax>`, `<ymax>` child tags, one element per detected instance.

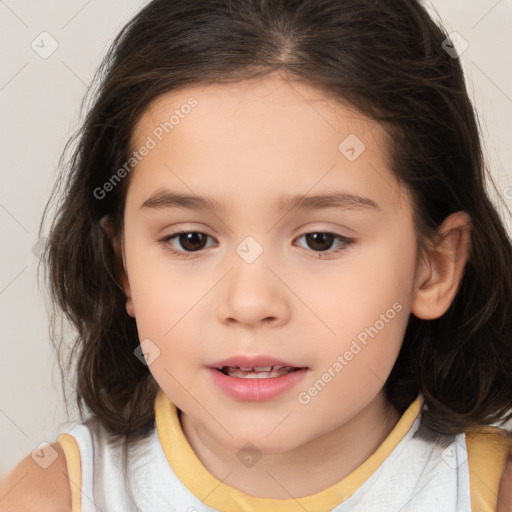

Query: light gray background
<box><xmin>1</xmin><ymin>0</ymin><xmax>511</xmax><ymax>477</ymax></box>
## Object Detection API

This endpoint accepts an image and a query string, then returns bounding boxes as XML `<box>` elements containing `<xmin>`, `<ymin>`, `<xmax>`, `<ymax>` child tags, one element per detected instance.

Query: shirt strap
<box><xmin>57</xmin><ymin>433</ymin><xmax>82</xmax><ymax>512</ymax></box>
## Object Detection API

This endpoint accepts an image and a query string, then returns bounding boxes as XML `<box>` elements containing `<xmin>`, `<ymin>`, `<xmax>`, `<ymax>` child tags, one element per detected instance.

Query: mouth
<box><xmin>208</xmin><ymin>356</ymin><xmax>308</xmax><ymax>401</ymax></box>
<box><xmin>217</xmin><ymin>365</ymin><xmax>302</xmax><ymax>379</ymax></box>
<box><xmin>209</xmin><ymin>355</ymin><xmax>308</xmax><ymax>379</ymax></box>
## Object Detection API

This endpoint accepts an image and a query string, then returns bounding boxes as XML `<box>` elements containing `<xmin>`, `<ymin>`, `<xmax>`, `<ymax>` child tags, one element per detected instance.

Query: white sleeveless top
<box><xmin>57</xmin><ymin>389</ymin><xmax>511</xmax><ymax>512</ymax></box>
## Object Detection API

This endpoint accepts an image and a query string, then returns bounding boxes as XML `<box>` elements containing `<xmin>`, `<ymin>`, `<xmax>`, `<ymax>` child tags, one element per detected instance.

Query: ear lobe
<box><xmin>100</xmin><ymin>215</ymin><xmax>135</xmax><ymax>318</ymax></box>
<box><xmin>411</xmin><ymin>211</ymin><xmax>471</xmax><ymax>320</ymax></box>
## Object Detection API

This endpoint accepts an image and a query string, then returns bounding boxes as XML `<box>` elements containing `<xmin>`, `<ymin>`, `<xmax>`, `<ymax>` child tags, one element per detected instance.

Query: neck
<box><xmin>180</xmin><ymin>393</ymin><xmax>401</xmax><ymax>499</ymax></box>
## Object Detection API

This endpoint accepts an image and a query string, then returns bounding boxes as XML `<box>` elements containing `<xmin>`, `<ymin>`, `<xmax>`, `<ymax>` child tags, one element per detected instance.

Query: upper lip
<box><xmin>209</xmin><ymin>355</ymin><xmax>307</xmax><ymax>370</ymax></box>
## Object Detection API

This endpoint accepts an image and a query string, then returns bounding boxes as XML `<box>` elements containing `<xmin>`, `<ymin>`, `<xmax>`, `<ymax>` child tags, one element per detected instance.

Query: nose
<box><xmin>215</xmin><ymin>252</ymin><xmax>290</xmax><ymax>329</ymax></box>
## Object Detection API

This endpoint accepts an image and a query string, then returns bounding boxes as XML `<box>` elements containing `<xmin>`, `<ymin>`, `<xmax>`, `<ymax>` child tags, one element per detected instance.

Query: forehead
<box><xmin>127</xmin><ymin>75</ymin><xmax>411</xmax><ymax>217</ymax></box>
<box><xmin>133</xmin><ymin>76</ymin><xmax>385</xmax><ymax>148</ymax></box>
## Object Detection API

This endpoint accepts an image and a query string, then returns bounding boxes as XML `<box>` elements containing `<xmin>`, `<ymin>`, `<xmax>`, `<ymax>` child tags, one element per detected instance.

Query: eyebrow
<box><xmin>140</xmin><ymin>189</ymin><xmax>380</xmax><ymax>213</ymax></box>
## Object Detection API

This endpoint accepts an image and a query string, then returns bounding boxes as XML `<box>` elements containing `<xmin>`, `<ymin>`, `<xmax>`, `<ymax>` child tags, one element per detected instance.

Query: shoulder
<box><xmin>465</xmin><ymin>426</ymin><xmax>512</xmax><ymax>511</ymax></box>
<box><xmin>498</xmin><ymin>451</ymin><xmax>512</xmax><ymax>512</ymax></box>
<box><xmin>0</xmin><ymin>441</ymin><xmax>71</xmax><ymax>512</ymax></box>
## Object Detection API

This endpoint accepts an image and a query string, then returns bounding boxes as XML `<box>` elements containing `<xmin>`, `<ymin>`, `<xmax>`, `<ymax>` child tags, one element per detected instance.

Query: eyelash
<box><xmin>158</xmin><ymin>230</ymin><xmax>355</xmax><ymax>260</ymax></box>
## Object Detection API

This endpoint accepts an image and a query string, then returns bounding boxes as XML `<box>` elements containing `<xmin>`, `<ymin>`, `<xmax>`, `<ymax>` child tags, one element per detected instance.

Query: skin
<box><xmin>107</xmin><ymin>72</ymin><xmax>472</xmax><ymax>499</ymax></box>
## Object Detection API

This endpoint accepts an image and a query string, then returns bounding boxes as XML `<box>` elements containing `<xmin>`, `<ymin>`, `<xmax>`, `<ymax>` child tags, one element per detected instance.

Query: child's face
<box><xmin>119</xmin><ymin>74</ymin><xmax>422</xmax><ymax>453</ymax></box>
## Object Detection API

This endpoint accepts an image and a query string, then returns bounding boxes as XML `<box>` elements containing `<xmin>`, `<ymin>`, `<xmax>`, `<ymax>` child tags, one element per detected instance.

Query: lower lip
<box><xmin>208</xmin><ymin>368</ymin><xmax>308</xmax><ymax>401</ymax></box>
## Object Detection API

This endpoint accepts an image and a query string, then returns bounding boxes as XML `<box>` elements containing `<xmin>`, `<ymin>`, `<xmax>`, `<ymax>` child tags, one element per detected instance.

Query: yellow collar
<box><xmin>155</xmin><ymin>389</ymin><xmax>423</xmax><ymax>512</ymax></box>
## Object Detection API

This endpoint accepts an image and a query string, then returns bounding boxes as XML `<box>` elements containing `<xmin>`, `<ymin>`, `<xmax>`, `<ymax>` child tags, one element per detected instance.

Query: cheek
<box><xmin>305</xmin><ymin>231</ymin><xmax>415</xmax><ymax>396</ymax></box>
<box><xmin>317</xmin><ymin>233</ymin><xmax>415</xmax><ymax>340</ymax></box>
<box><xmin>125</xmin><ymin>240</ymin><xmax>193</xmax><ymax>331</ymax></box>
<box><xmin>125</xmin><ymin>246</ymin><xmax>206</xmax><ymax>367</ymax></box>
<box><xmin>303</xmin><ymin>288</ymin><xmax>409</xmax><ymax>419</ymax></box>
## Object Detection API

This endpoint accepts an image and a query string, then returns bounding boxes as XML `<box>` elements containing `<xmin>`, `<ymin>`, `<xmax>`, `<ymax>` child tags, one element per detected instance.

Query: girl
<box><xmin>1</xmin><ymin>0</ymin><xmax>512</xmax><ymax>510</ymax></box>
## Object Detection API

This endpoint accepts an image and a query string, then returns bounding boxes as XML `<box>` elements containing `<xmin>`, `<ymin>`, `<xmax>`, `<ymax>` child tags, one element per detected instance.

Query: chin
<box><xmin>226</xmin><ymin>428</ymin><xmax>306</xmax><ymax>456</ymax></box>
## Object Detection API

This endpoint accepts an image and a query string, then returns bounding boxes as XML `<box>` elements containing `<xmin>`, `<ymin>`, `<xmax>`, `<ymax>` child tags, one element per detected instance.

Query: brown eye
<box><xmin>160</xmin><ymin>230</ymin><xmax>354</xmax><ymax>260</ymax></box>
<box><xmin>175</xmin><ymin>232</ymin><xmax>209</xmax><ymax>252</ymax></box>
<box><xmin>162</xmin><ymin>231</ymin><xmax>215</xmax><ymax>257</ymax></box>
<box><xmin>295</xmin><ymin>232</ymin><xmax>354</xmax><ymax>257</ymax></box>
<box><xmin>304</xmin><ymin>232</ymin><xmax>336</xmax><ymax>251</ymax></box>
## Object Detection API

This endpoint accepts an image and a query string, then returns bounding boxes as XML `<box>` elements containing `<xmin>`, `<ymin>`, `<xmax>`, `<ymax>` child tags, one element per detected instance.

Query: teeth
<box><xmin>222</xmin><ymin>366</ymin><xmax>297</xmax><ymax>379</ymax></box>
<box><xmin>235</xmin><ymin>366</ymin><xmax>273</xmax><ymax>372</ymax></box>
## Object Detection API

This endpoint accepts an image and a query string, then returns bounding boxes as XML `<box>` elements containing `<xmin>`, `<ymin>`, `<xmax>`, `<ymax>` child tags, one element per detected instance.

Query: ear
<box><xmin>411</xmin><ymin>211</ymin><xmax>472</xmax><ymax>320</ymax></box>
<box><xmin>100</xmin><ymin>215</ymin><xmax>135</xmax><ymax>318</ymax></box>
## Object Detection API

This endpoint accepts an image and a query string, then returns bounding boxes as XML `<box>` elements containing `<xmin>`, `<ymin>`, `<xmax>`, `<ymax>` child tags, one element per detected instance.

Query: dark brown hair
<box><xmin>40</xmin><ymin>0</ymin><xmax>512</xmax><ymax>459</ymax></box>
